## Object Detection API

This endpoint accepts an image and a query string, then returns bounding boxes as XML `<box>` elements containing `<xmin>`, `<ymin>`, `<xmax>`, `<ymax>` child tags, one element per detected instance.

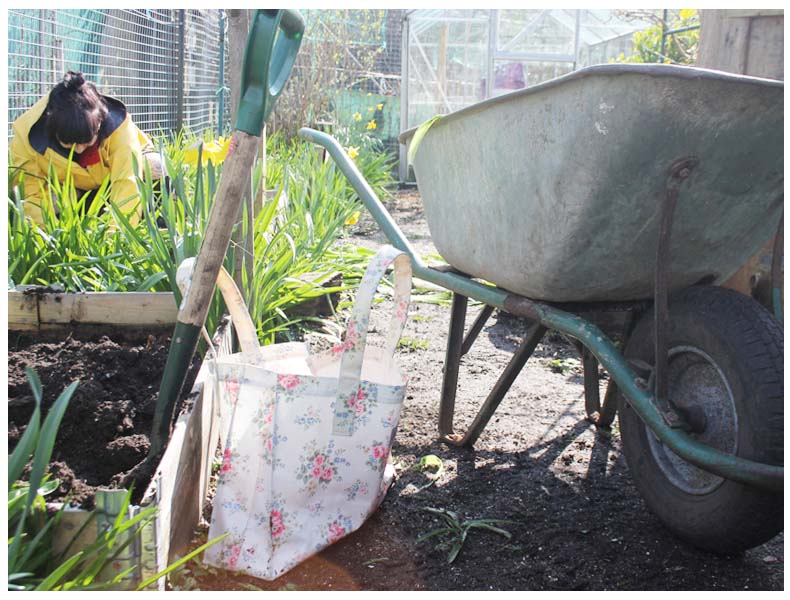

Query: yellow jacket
<box><xmin>9</xmin><ymin>93</ymin><xmax>152</xmax><ymax>226</ymax></box>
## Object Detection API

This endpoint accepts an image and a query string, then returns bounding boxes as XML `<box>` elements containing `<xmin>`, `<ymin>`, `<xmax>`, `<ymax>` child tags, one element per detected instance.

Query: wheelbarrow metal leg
<box><xmin>442</xmin><ymin>322</ymin><xmax>547</xmax><ymax>448</ymax></box>
<box><xmin>438</xmin><ymin>293</ymin><xmax>468</xmax><ymax>436</ymax></box>
<box><xmin>582</xmin><ymin>347</ymin><xmax>602</xmax><ymax>424</ymax></box>
<box><xmin>461</xmin><ymin>304</ymin><xmax>495</xmax><ymax>355</ymax></box>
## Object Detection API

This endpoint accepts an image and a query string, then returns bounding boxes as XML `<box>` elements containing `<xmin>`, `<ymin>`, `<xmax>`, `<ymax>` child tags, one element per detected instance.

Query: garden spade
<box><xmin>147</xmin><ymin>9</ymin><xmax>305</xmax><ymax>460</ymax></box>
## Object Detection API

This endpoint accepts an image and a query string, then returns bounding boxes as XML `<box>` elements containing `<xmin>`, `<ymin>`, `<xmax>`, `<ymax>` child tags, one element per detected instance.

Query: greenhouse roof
<box><xmin>408</xmin><ymin>9</ymin><xmax>657</xmax><ymax>46</ymax></box>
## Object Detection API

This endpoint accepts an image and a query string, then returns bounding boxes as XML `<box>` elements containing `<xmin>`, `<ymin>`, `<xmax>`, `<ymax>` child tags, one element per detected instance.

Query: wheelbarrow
<box><xmin>299</xmin><ymin>63</ymin><xmax>784</xmax><ymax>554</ymax></box>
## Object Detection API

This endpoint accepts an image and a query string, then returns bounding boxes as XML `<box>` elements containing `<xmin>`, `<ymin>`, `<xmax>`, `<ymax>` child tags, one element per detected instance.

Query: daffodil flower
<box><xmin>347</xmin><ymin>146</ymin><xmax>360</xmax><ymax>160</ymax></box>
<box><xmin>345</xmin><ymin>210</ymin><xmax>361</xmax><ymax>226</ymax></box>
<box><xmin>184</xmin><ymin>137</ymin><xmax>231</xmax><ymax>166</ymax></box>
<box><xmin>366</xmin><ymin>120</ymin><xmax>377</xmax><ymax>130</ymax></box>
<box><xmin>353</xmin><ymin>112</ymin><xmax>362</xmax><ymax>122</ymax></box>
<box><xmin>368</xmin><ymin>106</ymin><xmax>375</xmax><ymax>113</ymax></box>
<box><xmin>376</xmin><ymin>103</ymin><xmax>383</xmax><ymax>110</ymax></box>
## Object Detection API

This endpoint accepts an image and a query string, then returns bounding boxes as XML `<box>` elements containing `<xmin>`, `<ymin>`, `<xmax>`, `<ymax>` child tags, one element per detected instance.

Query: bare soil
<box><xmin>170</xmin><ymin>190</ymin><xmax>783</xmax><ymax>591</ymax></box>
<box><xmin>7</xmin><ymin>330</ymin><xmax>200</xmax><ymax>508</ymax></box>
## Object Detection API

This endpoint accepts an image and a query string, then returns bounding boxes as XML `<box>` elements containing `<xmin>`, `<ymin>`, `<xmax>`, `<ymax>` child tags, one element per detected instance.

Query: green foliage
<box><xmin>7</xmin><ymin>368</ymin><xmax>224</xmax><ymax>591</ymax></box>
<box><xmin>417</xmin><ymin>507</ymin><xmax>514</xmax><ymax>564</ymax></box>
<box><xmin>398</xmin><ymin>336</ymin><xmax>429</xmax><ymax>351</ymax></box>
<box><xmin>8</xmin><ymin>369</ymin><xmax>78</xmax><ymax>591</ymax></box>
<box><xmin>8</xmin><ymin>168</ymin><xmax>157</xmax><ymax>292</ymax></box>
<box><xmin>8</xmin><ymin>128</ymin><xmax>396</xmax><ymax>344</ymax></box>
<box><xmin>613</xmin><ymin>9</ymin><xmax>699</xmax><ymax>65</ymax></box>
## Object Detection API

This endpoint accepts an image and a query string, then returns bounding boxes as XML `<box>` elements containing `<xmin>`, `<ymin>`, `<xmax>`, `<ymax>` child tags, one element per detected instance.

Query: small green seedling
<box><xmin>398</xmin><ymin>336</ymin><xmax>429</xmax><ymax>351</ymax></box>
<box><xmin>409</xmin><ymin>454</ymin><xmax>445</xmax><ymax>491</ymax></box>
<box><xmin>417</xmin><ymin>507</ymin><xmax>513</xmax><ymax>564</ymax></box>
<box><xmin>549</xmin><ymin>358</ymin><xmax>573</xmax><ymax>374</ymax></box>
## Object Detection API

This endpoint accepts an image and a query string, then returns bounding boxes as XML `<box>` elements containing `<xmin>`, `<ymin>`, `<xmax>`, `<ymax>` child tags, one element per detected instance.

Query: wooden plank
<box><xmin>698</xmin><ymin>10</ymin><xmax>751</xmax><ymax>74</ymax></box>
<box><xmin>744</xmin><ymin>15</ymin><xmax>784</xmax><ymax>79</ymax></box>
<box><xmin>698</xmin><ymin>10</ymin><xmax>783</xmax><ymax>80</ymax></box>
<box><xmin>7</xmin><ymin>291</ymin><xmax>39</xmax><ymax>330</ymax></box>
<box><xmin>726</xmin><ymin>9</ymin><xmax>784</xmax><ymax>18</ymax></box>
<box><xmin>141</xmin><ymin>319</ymin><xmax>234</xmax><ymax>583</ymax></box>
<box><xmin>8</xmin><ymin>291</ymin><xmax>178</xmax><ymax>330</ymax></box>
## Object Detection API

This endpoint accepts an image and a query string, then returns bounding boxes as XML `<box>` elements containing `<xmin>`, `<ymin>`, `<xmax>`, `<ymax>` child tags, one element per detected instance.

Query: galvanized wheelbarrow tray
<box><xmin>298</xmin><ymin>64</ymin><xmax>783</xmax><ymax>555</ymax></box>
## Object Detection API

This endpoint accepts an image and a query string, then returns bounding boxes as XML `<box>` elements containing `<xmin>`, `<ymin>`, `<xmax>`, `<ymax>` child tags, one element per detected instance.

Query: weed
<box><xmin>549</xmin><ymin>358</ymin><xmax>575</xmax><ymax>374</ymax></box>
<box><xmin>408</xmin><ymin>454</ymin><xmax>444</xmax><ymax>491</ymax></box>
<box><xmin>398</xmin><ymin>336</ymin><xmax>429</xmax><ymax>351</ymax></box>
<box><xmin>417</xmin><ymin>507</ymin><xmax>513</xmax><ymax>564</ymax></box>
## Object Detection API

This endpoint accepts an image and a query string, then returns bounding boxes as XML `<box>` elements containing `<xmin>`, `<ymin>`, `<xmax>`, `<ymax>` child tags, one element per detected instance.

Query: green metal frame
<box><xmin>298</xmin><ymin>126</ymin><xmax>783</xmax><ymax>492</ymax></box>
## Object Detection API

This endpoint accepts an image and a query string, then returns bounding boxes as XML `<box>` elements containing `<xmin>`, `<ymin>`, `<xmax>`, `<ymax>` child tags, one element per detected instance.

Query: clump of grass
<box><xmin>398</xmin><ymin>336</ymin><xmax>429</xmax><ymax>351</ymax></box>
<box><xmin>417</xmin><ymin>507</ymin><xmax>514</xmax><ymax>564</ymax></box>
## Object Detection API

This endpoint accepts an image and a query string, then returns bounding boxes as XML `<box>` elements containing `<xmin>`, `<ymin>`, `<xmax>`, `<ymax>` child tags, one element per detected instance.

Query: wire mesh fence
<box><xmin>271</xmin><ymin>9</ymin><xmax>404</xmax><ymax>156</ymax></box>
<box><xmin>7</xmin><ymin>9</ymin><xmax>228</xmax><ymax>140</ymax></box>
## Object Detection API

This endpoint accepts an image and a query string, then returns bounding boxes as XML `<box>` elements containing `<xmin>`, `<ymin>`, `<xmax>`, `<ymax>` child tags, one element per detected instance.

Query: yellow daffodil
<box><xmin>376</xmin><ymin>103</ymin><xmax>383</xmax><ymax>110</ymax></box>
<box><xmin>366</xmin><ymin>92</ymin><xmax>372</xmax><ymax>96</ymax></box>
<box><xmin>345</xmin><ymin>210</ymin><xmax>361</xmax><ymax>226</ymax></box>
<box><xmin>679</xmin><ymin>8</ymin><xmax>696</xmax><ymax>20</ymax></box>
<box><xmin>368</xmin><ymin>106</ymin><xmax>375</xmax><ymax>113</ymax></box>
<box><xmin>353</xmin><ymin>112</ymin><xmax>362</xmax><ymax>121</ymax></box>
<box><xmin>347</xmin><ymin>146</ymin><xmax>360</xmax><ymax>160</ymax></box>
<box><xmin>366</xmin><ymin>120</ymin><xmax>377</xmax><ymax>130</ymax></box>
<box><xmin>184</xmin><ymin>137</ymin><xmax>231</xmax><ymax>166</ymax></box>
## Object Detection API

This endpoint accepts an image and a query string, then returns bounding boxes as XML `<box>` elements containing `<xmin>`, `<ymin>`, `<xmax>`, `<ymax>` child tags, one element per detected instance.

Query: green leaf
<box><xmin>27</xmin><ymin>380</ymin><xmax>79</xmax><ymax>513</ymax></box>
<box><xmin>417</xmin><ymin>454</ymin><xmax>443</xmax><ymax>475</ymax></box>
<box><xmin>136</xmin><ymin>533</ymin><xmax>228</xmax><ymax>590</ymax></box>
<box><xmin>416</xmin><ymin>528</ymin><xmax>452</xmax><ymax>544</ymax></box>
<box><xmin>407</xmin><ymin>115</ymin><xmax>442</xmax><ymax>165</ymax></box>
<box><xmin>8</xmin><ymin>406</ymin><xmax>40</xmax><ymax>487</ymax></box>
<box><xmin>467</xmin><ymin>521</ymin><xmax>513</xmax><ymax>539</ymax></box>
<box><xmin>35</xmin><ymin>551</ymin><xmax>85</xmax><ymax>591</ymax></box>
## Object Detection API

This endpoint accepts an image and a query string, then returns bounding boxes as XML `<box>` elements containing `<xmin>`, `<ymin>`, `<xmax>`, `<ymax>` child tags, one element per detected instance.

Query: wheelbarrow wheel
<box><xmin>617</xmin><ymin>285</ymin><xmax>783</xmax><ymax>554</ymax></box>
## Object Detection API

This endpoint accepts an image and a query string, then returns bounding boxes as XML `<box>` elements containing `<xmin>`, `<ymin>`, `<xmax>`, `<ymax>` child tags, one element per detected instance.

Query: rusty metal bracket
<box><xmin>653</xmin><ymin>156</ymin><xmax>700</xmax><ymax>430</ymax></box>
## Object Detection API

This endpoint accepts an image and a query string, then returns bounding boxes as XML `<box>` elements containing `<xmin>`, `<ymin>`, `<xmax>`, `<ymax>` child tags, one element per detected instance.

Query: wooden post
<box><xmin>438</xmin><ymin>23</ymin><xmax>448</xmax><ymax>97</ymax></box>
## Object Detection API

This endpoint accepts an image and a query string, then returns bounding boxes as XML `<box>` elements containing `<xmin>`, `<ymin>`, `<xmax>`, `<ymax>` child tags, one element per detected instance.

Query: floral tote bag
<box><xmin>202</xmin><ymin>244</ymin><xmax>412</xmax><ymax>580</ymax></box>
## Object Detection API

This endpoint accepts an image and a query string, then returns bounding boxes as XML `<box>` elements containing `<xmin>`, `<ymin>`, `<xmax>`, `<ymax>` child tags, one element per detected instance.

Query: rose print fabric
<box><xmin>204</xmin><ymin>245</ymin><xmax>412</xmax><ymax>580</ymax></box>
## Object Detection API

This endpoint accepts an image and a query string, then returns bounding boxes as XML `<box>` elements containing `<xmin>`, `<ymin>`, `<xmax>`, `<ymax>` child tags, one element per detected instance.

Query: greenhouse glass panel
<box><xmin>406</xmin><ymin>10</ymin><xmax>490</xmax><ymax>126</ymax></box>
<box><xmin>490</xmin><ymin>59</ymin><xmax>574</xmax><ymax>97</ymax></box>
<box><xmin>497</xmin><ymin>9</ymin><xmax>576</xmax><ymax>56</ymax></box>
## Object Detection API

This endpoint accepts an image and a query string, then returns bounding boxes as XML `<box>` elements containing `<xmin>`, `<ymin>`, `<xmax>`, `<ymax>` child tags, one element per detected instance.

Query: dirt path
<box><xmin>173</xmin><ymin>190</ymin><xmax>783</xmax><ymax>591</ymax></box>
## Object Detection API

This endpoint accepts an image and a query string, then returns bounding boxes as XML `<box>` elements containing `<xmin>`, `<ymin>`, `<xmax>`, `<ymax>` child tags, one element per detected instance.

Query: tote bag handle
<box><xmin>176</xmin><ymin>258</ymin><xmax>261</xmax><ymax>354</ymax></box>
<box><xmin>334</xmin><ymin>245</ymin><xmax>412</xmax><ymax>435</ymax></box>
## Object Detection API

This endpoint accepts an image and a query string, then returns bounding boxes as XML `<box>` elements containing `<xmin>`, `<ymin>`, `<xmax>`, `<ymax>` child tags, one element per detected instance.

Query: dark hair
<box><xmin>45</xmin><ymin>71</ymin><xmax>108</xmax><ymax>144</ymax></box>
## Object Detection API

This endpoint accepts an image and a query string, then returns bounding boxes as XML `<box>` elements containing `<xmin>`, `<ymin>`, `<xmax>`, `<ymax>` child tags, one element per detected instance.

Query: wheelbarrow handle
<box><xmin>237</xmin><ymin>9</ymin><xmax>305</xmax><ymax>136</ymax></box>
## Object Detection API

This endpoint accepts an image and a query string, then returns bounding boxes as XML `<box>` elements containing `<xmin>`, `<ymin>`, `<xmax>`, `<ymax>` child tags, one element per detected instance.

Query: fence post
<box><xmin>218</xmin><ymin>10</ymin><xmax>226</xmax><ymax>136</ymax></box>
<box><xmin>176</xmin><ymin>10</ymin><xmax>186</xmax><ymax>133</ymax></box>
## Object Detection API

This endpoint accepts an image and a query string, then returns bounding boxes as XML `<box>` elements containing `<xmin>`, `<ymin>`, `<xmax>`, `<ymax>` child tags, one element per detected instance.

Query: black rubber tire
<box><xmin>617</xmin><ymin>285</ymin><xmax>783</xmax><ymax>554</ymax></box>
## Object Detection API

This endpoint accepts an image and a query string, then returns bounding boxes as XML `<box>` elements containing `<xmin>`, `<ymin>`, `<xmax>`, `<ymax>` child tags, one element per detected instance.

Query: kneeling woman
<box><xmin>10</xmin><ymin>70</ymin><xmax>161</xmax><ymax>226</ymax></box>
